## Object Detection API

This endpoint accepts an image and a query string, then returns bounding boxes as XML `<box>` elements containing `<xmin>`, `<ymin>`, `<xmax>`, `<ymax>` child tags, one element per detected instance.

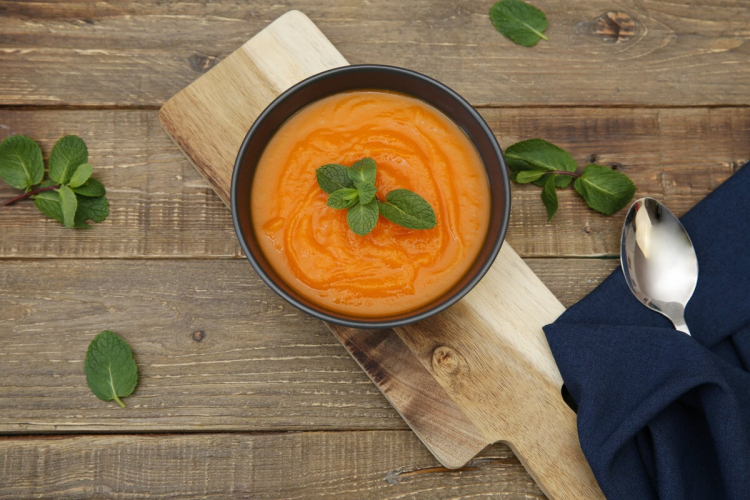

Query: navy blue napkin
<box><xmin>543</xmin><ymin>164</ymin><xmax>750</xmax><ymax>500</ymax></box>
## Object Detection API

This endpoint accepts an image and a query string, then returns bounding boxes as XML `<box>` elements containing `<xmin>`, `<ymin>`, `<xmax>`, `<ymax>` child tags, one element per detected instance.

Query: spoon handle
<box><xmin>672</xmin><ymin>316</ymin><xmax>692</xmax><ymax>336</ymax></box>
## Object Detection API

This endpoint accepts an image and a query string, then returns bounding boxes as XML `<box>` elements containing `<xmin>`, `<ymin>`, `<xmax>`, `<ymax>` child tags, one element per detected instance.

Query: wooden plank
<box><xmin>0</xmin><ymin>1</ymin><xmax>748</xmax><ymax>106</ymax></box>
<box><xmin>0</xmin><ymin>258</ymin><xmax>617</xmax><ymax>433</ymax></box>
<box><xmin>0</xmin><ymin>108</ymin><xmax>743</xmax><ymax>259</ymax></box>
<box><xmin>0</xmin><ymin>432</ymin><xmax>545</xmax><ymax>499</ymax></box>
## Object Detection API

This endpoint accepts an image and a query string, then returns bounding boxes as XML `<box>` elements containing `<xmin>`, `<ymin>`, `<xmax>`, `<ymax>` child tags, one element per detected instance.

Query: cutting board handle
<box><xmin>507</xmin><ymin>383</ymin><xmax>598</xmax><ymax>499</ymax></box>
<box><xmin>395</xmin><ymin>244</ymin><xmax>604</xmax><ymax>499</ymax></box>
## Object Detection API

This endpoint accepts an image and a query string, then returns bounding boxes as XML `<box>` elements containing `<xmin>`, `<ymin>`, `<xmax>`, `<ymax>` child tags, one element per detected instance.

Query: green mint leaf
<box><xmin>327</xmin><ymin>188</ymin><xmax>359</xmax><ymax>209</ymax></box>
<box><xmin>541</xmin><ymin>175</ymin><xmax>558</xmax><ymax>221</ymax></box>
<box><xmin>76</xmin><ymin>195</ymin><xmax>109</xmax><ymax>224</ymax></box>
<box><xmin>346</xmin><ymin>198</ymin><xmax>379</xmax><ymax>236</ymax></box>
<box><xmin>506</xmin><ymin>139</ymin><xmax>576</xmax><ymax>172</ymax></box>
<box><xmin>316</xmin><ymin>164</ymin><xmax>354</xmax><ymax>194</ymax></box>
<box><xmin>57</xmin><ymin>185</ymin><xmax>78</xmax><ymax>228</ymax></box>
<box><xmin>537</xmin><ymin>173</ymin><xmax>571</xmax><ymax>189</ymax></box>
<box><xmin>34</xmin><ymin>188</ymin><xmax>91</xmax><ymax>228</ymax></box>
<box><xmin>506</xmin><ymin>139</ymin><xmax>576</xmax><ymax>188</ymax></box>
<box><xmin>347</xmin><ymin>157</ymin><xmax>376</xmax><ymax>186</ymax></box>
<box><xmin>574</xmin><ymin>164</ymin><xmax>636</xmax><ymax>215</ymax></box>
<box><xmin>514</xmin><ymin>170</ymin><xmax>548</xmax><ymax>183</ymax></box>
<box><xmin>71</xmin><ymin>177</ymin><xmax>105</xmax><ymax>197</ymax></box>
<box><xmin>378</xmin><ymin>189</ymin><xmax>437</xmax><ymax>230</ymax></box>
<box><xmin>0</xmin><ymin>135</ymin><xmax>44</xmax><ymax>190</ymax></box>
<box><xmin>75</xmin><ymin>219</ymin><xmax>92</xmax><ymax>229</ymax></box>
<box><xmin>33</xmin><ymin>190</ymin><xmax>65</xmax><ymax>224</ymax></box>
<box><xmin>68</xmin><ymin>163</ymin><xmax>93</xmax><ymax>188</ymax></box>
<box><xmin>490</xmin><ymin>0</ymin><xmax>548</xmax><ymax>47</ymax></box>
<box><xmin>49</xmin><ymin>135</ymin><xmax>88</xmax><ymax>185</ymax></box>
<box><xmin>84</xmin><ymin>330</ymin><xmax>138</xmax><ymax>408</ymax></box>
<box><xmin>356</xmin><ymin>182</ymin><xmax>377</xmax><ymax>205</ymax></box>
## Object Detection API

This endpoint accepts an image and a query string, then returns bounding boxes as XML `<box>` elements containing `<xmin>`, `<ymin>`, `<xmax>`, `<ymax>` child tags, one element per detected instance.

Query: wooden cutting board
<box><xmin>159</xmin><ymin>11</ymin><xmax>604</xmax><ymax>500</ymax></box>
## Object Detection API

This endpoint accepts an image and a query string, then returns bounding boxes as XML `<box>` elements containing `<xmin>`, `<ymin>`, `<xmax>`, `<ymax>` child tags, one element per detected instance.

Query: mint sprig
<box><xmin>506</xmin><ymin>138</ymin><xmax>636</xmax><ymax>221</ymax></box>
<box><xmin>316</xmin><ymin>158</ymin><xmax>437</xmax><ymax>236</ymax></box>
<box><xmin>0</xmin><ymin>134</ymin><xmax>110</xmax><ymax>228</ymax></box>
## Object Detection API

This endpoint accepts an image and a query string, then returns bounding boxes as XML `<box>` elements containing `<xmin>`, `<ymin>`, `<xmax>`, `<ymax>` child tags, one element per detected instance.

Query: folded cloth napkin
<box><xmin>543</xmin><ymin>164</ymin><xmax>750</xmax><ymax>500</ymax></box>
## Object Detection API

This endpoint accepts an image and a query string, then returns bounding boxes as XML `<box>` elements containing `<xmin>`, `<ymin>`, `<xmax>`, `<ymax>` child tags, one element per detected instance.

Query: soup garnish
<box><xmin>316</xmin><ymin>157</ymin><xmax>436</xmax><ymax>236</ymax></box>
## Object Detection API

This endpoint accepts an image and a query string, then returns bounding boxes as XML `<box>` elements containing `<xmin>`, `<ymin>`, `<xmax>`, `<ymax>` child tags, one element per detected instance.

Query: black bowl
<box><xmin>231</xmin><ymin>64</ymin><xmax>510</xmax><ymax>329</ymax></box>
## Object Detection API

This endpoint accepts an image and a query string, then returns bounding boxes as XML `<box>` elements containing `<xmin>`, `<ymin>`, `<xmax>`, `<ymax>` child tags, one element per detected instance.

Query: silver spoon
<box><xmin>620</xmin><ymin>198</ymin><xmax>698</xmax><ymax>335</ymax></box>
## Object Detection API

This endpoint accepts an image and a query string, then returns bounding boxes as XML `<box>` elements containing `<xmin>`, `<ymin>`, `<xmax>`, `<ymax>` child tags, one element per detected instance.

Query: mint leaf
<box><xmin>515</xmin><ymin>170</ymin><xmax>547</xmax><ymax>183</ymax></box>
<box><xmin>316</xmin><ymin>164</ymin><xmax>354</xmax><ymax>194</ymax></box>
<box><xmin>506</xmin><ymin>139</ymin><xmax>576</xmax><ymax>188</ymax></box>
<box><xmin>378</xmin><ymin>189</ymin><xmax>437</xmax><ymax>230</ymax></box>
<box><xmin>506</xmin><ymin>139</ymin><xmax>635</xmax><ymax>219</ymax></box>
<box><xmin>33</xmin><ymin>191</ymin><xmax>65</xmax><ymax>224</ymax></box>
<box><xmin>71</xmin><ymin>177</ymin><xmax>105</xmax><ymax>197</ymax></box>
<box><xmin>76</xmin><ymin>195</ymin><xmax>109</xmax><ymax>224</ymax></box>
<box><xmin>327</xmin><ymin>188</ymin><xmax>359</xmax><ymax>209</ymax></box>
<box><xmin>490</xmin><ymin>0</ymin><xmax>548</xmax><ymax>47</ymax></box>
<box><xmin>574</xmin><ymin>164</ymin><xmax>636</xmax><ymax>215</ymax></box>
<box><xmin>84</xmin><ymin>330</ymin><xmax>138</xmax><ymax>408</ymax></box>
<box><xmin>356</xmin><ymin>182</ymin><xmax>377</xmax><ymax>204</ymax></box>
<box><xmin>317</xmin><ymin>158</ymin><xmax>437</xmax><ymax>235</ymax></box>
<box><xmin>0</xmin><ymin>135</ymin><xmax>44</xmax><ymax>190</ymax></box>
<box><xmin>49</xmin><ymin>135</ymin><xmax>87</xmax><ymax>185</ymax></box>
<box><xmin>541</xmin><ymin>175</ymin><xmax>558</xmax><ymax>221</ymax></box>
<box><xmin>57</xmin><ymin>185</ymin><xmax>77</xmax><ymax>228</ymax></box>
<box><xmin>347</xmin><ymin>198</ymin><xmax>379</xmax><ymax>236</ymax></box>
<box><xmin>33</xmin><ymin>189</ymin><xmax>96</xmax><ymax>228</ymax></box>
<box><xmin>68</xmin><ymin>163</ymin><xmax>93</xmax><ymax>188</ymax></box>
<box><xmin>347</xmin><ymin>157</ymin><xmax>376</xmax><ymax>186</ymax></box>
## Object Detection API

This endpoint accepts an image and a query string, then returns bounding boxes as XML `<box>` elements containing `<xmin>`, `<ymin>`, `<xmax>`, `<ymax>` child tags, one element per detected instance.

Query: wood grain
<box><xmin>385</xmin><ymin>245</ymin><xmax>602</xmax><ymax>498</ymax></box>
<box><xmin>0</xmin><ymin>107</ymin><xmax>744</xmax><ymax>259</ymax></box>
<box><xmin>160</xmin><ymin>11</ymin><xmax>347</xmax><ymax>204</ymax></box>
<box><xmin>1</xmin><ymin>1</ymin><xmax>744</xmax><ymax>498</ymax></box>
<box><xmin>0</xmin><ymin>432</ymin><xmax>545</xmax><ymax>499</ymax></box>
<box><xmin>0</xmin><ymin>258</ymin><xmax>616</xmax><ymax>434</ymax></box>
<box><xmin>158</xmin><ymin>17</ymin><xmax>602</xmax><ymax>496</ymax></box>
<box><xmin>335</xmin><ymin>327</ymin><xmax>488</xmax><ymax>469</ymax></box>
<box><xmin>0</xmin><ymin>0</ymin><xmax>748</xmax><ymax>106</ymax></box>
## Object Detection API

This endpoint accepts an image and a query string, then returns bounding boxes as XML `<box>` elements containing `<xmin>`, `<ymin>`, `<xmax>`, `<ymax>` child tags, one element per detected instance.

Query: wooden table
<box><xmin>0</xmin><ymin>1</ymin><xmax>747</xmax><ymax>498</ymax></box>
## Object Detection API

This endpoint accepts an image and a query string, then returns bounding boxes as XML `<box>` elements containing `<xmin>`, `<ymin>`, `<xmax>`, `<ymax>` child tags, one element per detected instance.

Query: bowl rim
<box><xmin>231</xmin><ymin>64</ymin><xmax>510</xmax><ymax>329</ymax></box>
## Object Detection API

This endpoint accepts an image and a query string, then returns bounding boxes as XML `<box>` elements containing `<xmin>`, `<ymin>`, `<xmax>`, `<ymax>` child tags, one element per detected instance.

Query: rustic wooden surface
<box><xmin>159</xmin><ymin>15</ymin><xmax>601</xmax><ymax>498</ymax></box>
<box><xmin>0</xmin><ymin>107</ymin><xmax>744</xmax><ymax>259</ymax></box>
<box><xmin>0</xmin><ymin>0</ymin><xmax>747</xmax><ymax>498</ymax></box>
<box><xmin>0</xmin><ymin>0</ymin><xmax>748</xmax><ymax>106</ymax></box>
<box><xmin>0</xmin><ymin>433</ymin><xmax>545</xmax><ymax>499</ymax></box>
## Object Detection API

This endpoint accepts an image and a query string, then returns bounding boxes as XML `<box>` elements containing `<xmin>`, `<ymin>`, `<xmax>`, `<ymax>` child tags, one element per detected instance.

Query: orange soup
<box><xmin>251</xmin><ymin>90</ymin><xmax>490</xmax><ymax>317</ymax></box>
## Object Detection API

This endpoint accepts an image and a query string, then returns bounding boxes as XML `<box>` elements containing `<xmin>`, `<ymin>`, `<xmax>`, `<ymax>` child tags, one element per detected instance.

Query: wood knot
<box><xmin>192</xmin><ymin>330</ymin><xmax>206</xmax><ymax>342</ymax></box>
<box><xmin>592</xmin><ymin>12</ymin><xmax>636</xmax><ymax>43</ymax></box>
<box><xmin>188</xmin><ymin>54</ymin><xmax>219</xmax><ymax>73</ymax></box>
<box><xmin>431</xmin><ymin>346</ymin><xmax>465</xmax><ymax>376</ymax></box>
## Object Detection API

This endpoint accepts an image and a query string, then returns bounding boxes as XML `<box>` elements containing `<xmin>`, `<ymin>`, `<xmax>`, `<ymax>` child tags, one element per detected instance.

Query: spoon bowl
<box><xmin>621</xmin><ymin>198</ymin><xmax>698</xmax><ymax>335</ymax></box>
